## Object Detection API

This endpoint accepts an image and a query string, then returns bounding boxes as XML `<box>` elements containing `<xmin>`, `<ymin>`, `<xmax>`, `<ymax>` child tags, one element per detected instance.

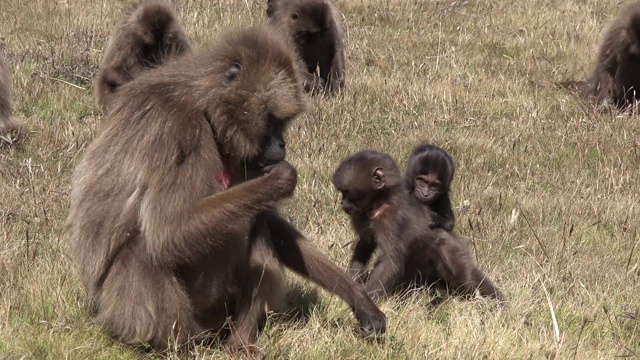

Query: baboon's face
<box><xmin>270</xmin><ymin>0</ymin><xmax>330</xmax><ymax>39</ymax></box>
<box><xmin>405</xmin><ymin>150</ymin><xmax>453</xmax><ymax>203</ymax></box>
<box><xmin>292</xmin><ymin>4</ymin><xmax>330</xmax><ymax>42</ymax></box>
<box><xmin>333</xmin><ymin>164</ymin><xmax>375</xmax><ymax>216</ymax></box>
<box><xmin>335</xmin><ymin>181</ymin><xmax>376</xmax><ymax>216</ymax></box>
<box><xmin>245</xmin><ymin>117</ymin><xmax>289</xmax><ymax>174</ymax></box>
<box><xmin>413</xmin><ymin>173</ymin><xmax>443</xmax><ymax>204</ymax></box>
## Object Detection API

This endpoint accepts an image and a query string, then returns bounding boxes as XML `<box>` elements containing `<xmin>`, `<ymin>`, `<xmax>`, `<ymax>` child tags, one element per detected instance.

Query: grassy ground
<box><xmin>1</xmin><ymin>0</ymin><xmax>639</xmax><ymax>358</ymax></box>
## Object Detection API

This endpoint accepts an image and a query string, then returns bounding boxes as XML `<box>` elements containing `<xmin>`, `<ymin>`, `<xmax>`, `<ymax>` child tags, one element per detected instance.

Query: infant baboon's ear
<box><xmin>372</xmin><ymin>167</ymin><xmax>386</xmax><ymax>190</ymax></box>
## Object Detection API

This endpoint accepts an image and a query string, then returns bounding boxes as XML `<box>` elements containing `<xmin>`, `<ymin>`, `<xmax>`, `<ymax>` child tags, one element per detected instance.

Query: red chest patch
<box><xmin>217</xmin><ymin>164</ymin><xmax>231</xmax><ymax>190</ymax></box>
<box><xmin>369</xmin><ymin>204</ymin><xmax>391</xmax><ymax>219</ymax></box>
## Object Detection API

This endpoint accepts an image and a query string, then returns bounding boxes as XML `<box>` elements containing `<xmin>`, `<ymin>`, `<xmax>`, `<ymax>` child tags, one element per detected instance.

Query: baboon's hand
<box><xmin>330</xmin><ymin>80</ymin><xmax>341</xmax><ymax>97</ymax></box>
<box><xmin>263</xmin><ymin>161</ymin><xmax>297</xmax><ymax>199</ymax></box>
<box><xmin>311</xmin><ymin>75</ymin><xmax>326</xmax><ymax>95</ymax></box>
<box><xmin>302</xmin><ymin>72</ymin><xmax>325</xmax><ymax>95</ymax></box>
<box><xmin>356</xmin><ymin>302</ymin><xmax>386</xmax><ymax>337</ymax></box>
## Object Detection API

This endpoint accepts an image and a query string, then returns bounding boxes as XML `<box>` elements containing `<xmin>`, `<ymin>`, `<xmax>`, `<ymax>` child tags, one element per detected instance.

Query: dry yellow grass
<box><xmin>0</xmin><ymin>0</ymin><xmax>639</xmax><ymax>358</ymax></box>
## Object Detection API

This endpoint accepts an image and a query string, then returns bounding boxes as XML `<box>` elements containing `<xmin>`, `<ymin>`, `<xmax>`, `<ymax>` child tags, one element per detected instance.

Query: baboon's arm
<box><xmin>264</xmin><ymin>211</ymin><xmax>386</xmax><ymax>335</ymax></box>
<box><xmin>363</xmin><ymin>217</ymin><xmax>407</xmax><ymax>301</ymax></box>
<box><xmin>348</xmin><ymin>236</ymin><xmax>376</xmax><ymax>283</ymax></box>
<box><xmin>144</xmin><ymin>164</ymin><xmax>296</xmax><ymax>267</ymax></box>
<box><xmin>329</xmin><ymin>48</ymin><xmax>345</xmax><ymax>96</ymax></box>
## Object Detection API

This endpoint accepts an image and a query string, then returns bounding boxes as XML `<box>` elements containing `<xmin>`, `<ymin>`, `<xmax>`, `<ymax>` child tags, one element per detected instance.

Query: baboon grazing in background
<box><xmin>333</xmin><ymin>150</ymin><xmax>505</xmax><ymax>303</ymax></box>
<box><xmin>585</xmin><ymin>1</ymin><xmax>640</xmax><ymax>108</ymax></box>
<box><xmin>0</xmin><ymin>54</ymin><xmax>25</xmax><ymax>147</ymax></box>
<box><xmin>68</xmin><ymin>27</ymin><xmax>385</xmax><ymax>353</ymax></box>
<box><xmin>405</xmin><ymin>144</ymin><xmax>456</xmax><ymax>232</ymax></box>
<box><xmin>94</xmin><ymin>0</ymin><xmax>192</xmax><ymax>114</ymax></box>
<box><xmin>267</xmin><ymin>0</ymin><xmax>346</xmax><ymax>96</ymax></box>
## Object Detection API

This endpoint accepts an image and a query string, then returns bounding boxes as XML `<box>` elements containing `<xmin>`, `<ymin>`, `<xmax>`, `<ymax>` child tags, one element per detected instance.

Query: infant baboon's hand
<box><xmin>263</xmin><ymin>161</ymin><xmax>297</xmax><ymax>199</ymax></box>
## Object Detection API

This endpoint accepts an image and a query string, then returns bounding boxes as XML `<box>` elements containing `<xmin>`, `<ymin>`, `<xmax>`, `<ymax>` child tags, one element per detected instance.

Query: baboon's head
<box><xmin>204</xmin><ymin>27</ymin><xmax>306</xmax><ymax>172</ymax></box>
<box><xmin>405</xmin><ymin>145</ymin><xmax>454</xmax><ymax>203</ymax></box>
<box><xmin>333</xmin><ymin>151</ymin><xmax>403</xmax><ymax>217</ymax></box>
<box><xmin>268</xmin><ymin>0</ymin><xmax>334</xmax><ymax>42</ymax></box>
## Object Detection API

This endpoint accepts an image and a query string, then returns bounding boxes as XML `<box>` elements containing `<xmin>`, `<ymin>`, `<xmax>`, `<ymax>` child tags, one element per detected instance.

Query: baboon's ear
<box><xmin>372</xmin><ymin>167</ymin><xmax>385</xmax><ymax>190</ymax></box>
<box><xmin>222</xmin><ymin>62</ymin><xmax>242</xmax><ymax>86</ymax></box>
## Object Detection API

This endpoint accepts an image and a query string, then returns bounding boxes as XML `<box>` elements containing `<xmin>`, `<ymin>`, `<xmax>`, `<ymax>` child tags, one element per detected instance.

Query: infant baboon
<box><xmin>0</xmin><ymin>54</ymin><xmax>25</xmax><ymax>147</ymax></box>
<box><xmin>405</xmin><ymin>144</ymin><xmax>455</xmax><ymax>232</ymax></box>
<box><xmin>585</xmin><ymin>1</ymin><xmax>640</xmax><ymax>108</ymax></box>
<box><xmin>267</xmin><ymin>0</ymin><xmax>346</xmax><ymax>96</ymax></box>
<box><xmin>69</xmin><ymin>27</ymin><xmax>384</xmax><ymax>353</ymax></box>
<box><xmin>333</xmin><ymin>150</ymin><xmax>505</xmax><ymax>303</ymax></box>
<box><xmin>94</xmin><ymin>0</ymin><xmax>192</xmax><ymax>114</ymax></box>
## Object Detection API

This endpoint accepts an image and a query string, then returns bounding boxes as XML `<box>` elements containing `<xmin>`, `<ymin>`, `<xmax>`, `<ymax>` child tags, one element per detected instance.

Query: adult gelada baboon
<box><xmin>0</xmin><ymin>53</ymin><xmax>25</xmax><ymax>147</ymax></box>
<box><xmin>333</xmin><ymin>150</ymin><xmax>504</xmax><ymax>304</ymax></box>
<box><xmin>267</xmin><ymin>0</ymin><xmax>346</xmax><ymax>96</ymax></box>
<box><xmin>68</xmin><ymin>27</ymin><xmax>385</xmax><ymax>353</ymax></box>
<box><xmin>405</xmin><ymin>144</ymin><xmax>456</xmax><ymax>232</ymax></box>
<box><xmin>94</xmin><ymin>0</ymin><xmax>192</xmax><ymax>114</ymax></box>
<box><xmin>585</xmin><ymin>1</ymin><xmax>640</xmax><ymax>108</ymax></box>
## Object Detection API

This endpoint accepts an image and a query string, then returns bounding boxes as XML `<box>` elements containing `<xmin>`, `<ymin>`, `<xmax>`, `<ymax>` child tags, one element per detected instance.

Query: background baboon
<box><xmin>0</xmin><ymin>53</ymin><xmax>25</xmax><ymax>147</ymax></box>
<box><xmin>69</xmin><ymin>27</ymin><xmax>384</xmax><ymax>353</ymax></box>
<box><xmin>405</xmin><ymin>144</ymin><xmax>456</xmax><ymax>232</ymax></box>
<box><xmin>585</xmin><ymin>1</ymin><xmax>640</xmax><ymax>108</ymax></box>
<box><xmin>94</xmin><ymin>0</ymin><xmax>192</xmax><ymax>114</ymax></box>
<box><xmin>333</xmin><ymin>150</ymin><xmax>505</xmax><ymax>303</ymax></box>
<box><xmin>267</xmin><ymin>0</ymin><xmax>346</xmax><ymax>96</ymax></box>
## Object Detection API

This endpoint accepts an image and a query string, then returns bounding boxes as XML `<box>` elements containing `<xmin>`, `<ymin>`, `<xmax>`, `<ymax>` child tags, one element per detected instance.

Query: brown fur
<box><xmin>333</xmin><ymin>150</ymin><xmax>505</xmax><ymax>303</ymax></box>
<box><xmin>405</xmin><ymin>144</ymin><xmax>456</xmax><ymax>232</ymax></box>
<box><xmin>94</xmin><ymin>0</ymin><xmax>192</xmax><ymax>114</ymax></box>
<box><xmin>69</xmin><ymin>27</ymin><xmax>384</xmax><ymax>353</ymax></box>
<box><xmin>248</xmin><ymin>216</ymin><xmax>288</xmax><ymax>315</ymax></box>
<box><xmin>0</xmin><ymin>53</ymin><xmax>26</xmax><ymax>148</ymax></box>
<box><xmin>267</xmin><ymin>0</ymin><xmax>346</xmax><ymax>96</ymax></box>
<box><xmin>585</xmin><ymin>1</ymin><xmax>640</xmax><ymax>108</ymax></box>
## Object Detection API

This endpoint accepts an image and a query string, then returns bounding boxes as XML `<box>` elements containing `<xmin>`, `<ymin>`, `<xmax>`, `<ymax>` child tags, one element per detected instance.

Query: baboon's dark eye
<box><xmin>291</xmin><ymin>12</ymin><xmax>298</xmax><ymax>20</ymax></box>
<box><xmin>106</xmin><ymin>79</ymin><xmax>120</xmax><ymax>91</ymax></box>
<box><xmin>222</xmin><ymin>62</ymin><xmax>242</xmax><ymax>86</ymax></box>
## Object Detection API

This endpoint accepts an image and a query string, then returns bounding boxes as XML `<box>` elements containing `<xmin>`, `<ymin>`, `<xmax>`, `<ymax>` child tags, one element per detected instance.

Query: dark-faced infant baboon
<box><xmin>69</xmin><ymin>27</ymin><xmax>385</xmax><ymax>354</ymax></box>
<box><xmin>0</xmin><ymin>54</ymin><xmax>25</xmax><ymax>147</ymax></box>
<box><xmin>333</xmin><ymin>150</ymin><xmax>505</xmax><ymax>303</ymax></box>
<box><xmin>585</xmin><ymin>1</ymin><xmax>640</xmax><ymax>108</ymax></box>
<box><xmin>405</xmin><ymin>144</ymin><xmax>455</xmax><ymax>232</ymax></box>
<box><xmin>267</xmin><ymin>0</ymin><xmax>346</xmax><ymax>96</ymax></box>
<box><xmin>95</xmin><ymin>0</ymin><xmax>192</xmax><ymax>114</ymax></box>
